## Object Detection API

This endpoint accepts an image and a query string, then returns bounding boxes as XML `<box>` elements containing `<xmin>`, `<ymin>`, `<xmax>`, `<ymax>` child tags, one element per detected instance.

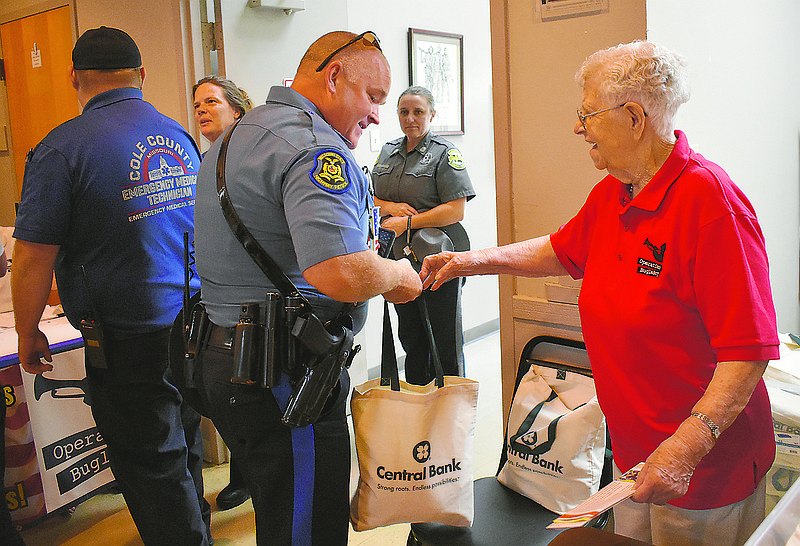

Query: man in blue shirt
<box><xmin>12</xmin><ymin>27</ymin><xmax>211</xmax><ymax>545</ymax></box>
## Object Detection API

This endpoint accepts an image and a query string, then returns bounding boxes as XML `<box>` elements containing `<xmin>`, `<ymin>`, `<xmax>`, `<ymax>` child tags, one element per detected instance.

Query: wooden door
<box><xmin>1</xmin><ymin>6</ymin><xmax>78</xmax><ymax>199</ymax></box>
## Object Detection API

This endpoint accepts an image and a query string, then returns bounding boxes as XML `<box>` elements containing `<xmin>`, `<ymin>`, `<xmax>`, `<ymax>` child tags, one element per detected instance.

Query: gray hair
<box><xmin>576</xmin><ymin>41</ymin><xmax>690</xmax><ymax>138</ymax></box>
<box><xmin>192</xmin><ymin>75</ymin><xmax>254</xmax><ymax>118</ymax></box>
<box><xmin>398</xmin><ymin>86</ymin><xmax>436</xmax><ymax>113</ymax></box>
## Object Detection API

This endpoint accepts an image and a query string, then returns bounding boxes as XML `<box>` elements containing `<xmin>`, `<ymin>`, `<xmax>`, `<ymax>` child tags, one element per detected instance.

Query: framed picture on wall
<box><xmin>408</xmin><ymin>28</ymin><xmax>464</xmax><ymax>135</ymax></box>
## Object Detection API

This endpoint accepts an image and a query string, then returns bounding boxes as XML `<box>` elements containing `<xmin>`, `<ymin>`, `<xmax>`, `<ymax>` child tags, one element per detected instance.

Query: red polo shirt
<box><xmin>550</xmin><ymin>131</ymin><xmax>778</xmax><ymax>509</ymax></box>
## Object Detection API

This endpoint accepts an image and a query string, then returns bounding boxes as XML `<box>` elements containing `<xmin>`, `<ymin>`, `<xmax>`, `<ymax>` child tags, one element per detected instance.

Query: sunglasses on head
<box><xmin>316</xmin><ymin>31</ymin><xmax>382</xmax><ymax>72</ymax></box>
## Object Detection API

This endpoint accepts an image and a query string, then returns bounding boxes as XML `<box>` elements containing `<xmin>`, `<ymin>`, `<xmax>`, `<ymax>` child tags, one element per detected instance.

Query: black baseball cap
<box><xmin>72</xmin><ymin>26</ymin><xmax>141</xmax><ymax>70</ymax></box>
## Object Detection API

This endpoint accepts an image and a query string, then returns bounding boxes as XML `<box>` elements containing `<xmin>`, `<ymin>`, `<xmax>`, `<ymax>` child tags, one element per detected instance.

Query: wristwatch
<box><xmin>691</xmin><ymin>411</ymin><xmax>720</xmax><ymax>440</ymax></box>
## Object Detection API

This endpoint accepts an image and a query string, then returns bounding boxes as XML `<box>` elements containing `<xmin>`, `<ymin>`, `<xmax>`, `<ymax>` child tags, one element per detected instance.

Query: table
<box><xmin>1</xmin><ymin>312</ymin><xmax>114</xmax><ymax>526</ymax></box>
<box><xmin>547</xmin><ymin>527</ymin><xmax>652</xmax><ymax>545</ymax></box>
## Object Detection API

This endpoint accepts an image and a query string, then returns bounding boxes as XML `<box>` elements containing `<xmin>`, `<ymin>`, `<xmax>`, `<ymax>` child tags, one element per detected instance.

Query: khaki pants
<box><xmin>612</xmin><ymin>464</ymin><xmax>766</xmax><ymax>546</ymax></box>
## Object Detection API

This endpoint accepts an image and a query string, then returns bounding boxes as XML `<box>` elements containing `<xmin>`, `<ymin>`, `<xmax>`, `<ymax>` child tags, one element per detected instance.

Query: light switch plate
<box><xmin>369</xmin><ymin>130</ymin><xmax>381</xmax><ymax>152</ymax></box>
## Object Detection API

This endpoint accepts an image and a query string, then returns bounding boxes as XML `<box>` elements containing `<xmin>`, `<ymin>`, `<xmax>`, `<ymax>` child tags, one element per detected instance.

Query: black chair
<box><xmin>409</xmin><ymin>336</ymin><xmax>613</xmax><ymax>546</ymax></box>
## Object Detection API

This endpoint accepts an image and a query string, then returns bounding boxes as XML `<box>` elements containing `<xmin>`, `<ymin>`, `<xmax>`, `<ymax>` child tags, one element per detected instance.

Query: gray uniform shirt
<box><xmin>371</xmin><ymin>131</ymin><xmax>475</xmax><ymax>214</ymax></box>
<box><xmin>195</xmin><ymin>86</ymin><xmax>371</xmax><ymax>327</ymax></box>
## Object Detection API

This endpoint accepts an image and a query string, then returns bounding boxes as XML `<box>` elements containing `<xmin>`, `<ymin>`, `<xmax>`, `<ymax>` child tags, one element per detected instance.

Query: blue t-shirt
<box><xmin>195</xmin><ymin>86</ymin><xmax>371</xmax><ymax>327</ymax></box>
<box><xmin>14</xmin><ymin>87</ymin><xmax>201</xmax><ymax>333</ymax></box>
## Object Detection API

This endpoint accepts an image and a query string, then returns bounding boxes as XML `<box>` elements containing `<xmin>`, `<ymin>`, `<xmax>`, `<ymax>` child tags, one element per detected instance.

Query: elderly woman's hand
<box><xmin>631</xmin><ymin>416</ymin><xmax>716</xmax><ymax>505</ymax></box>
<box><xmin>419</xmin><ymin>251</ymin><xmax>454</xmax><ymax>290</ymax></box>
<box><xmin>419</xmin><ymin>250</ymin><xmax>481</xmax><ymax>290</ymax></box>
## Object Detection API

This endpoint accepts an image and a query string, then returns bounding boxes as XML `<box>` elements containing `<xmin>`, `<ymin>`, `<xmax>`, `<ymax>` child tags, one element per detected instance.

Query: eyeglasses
<box><xmin>316</xmin><ymin>31</ymin><xmax>382</xmax><ymax>72</ymax></box>
<box><xmin>577</xmin><ymin>103</ymin><xmax>627</xmax><ymax>130</ymax></box>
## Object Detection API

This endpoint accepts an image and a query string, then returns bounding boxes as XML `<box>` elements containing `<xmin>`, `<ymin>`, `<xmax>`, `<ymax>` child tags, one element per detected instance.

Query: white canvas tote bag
<box><xmin>349</xmin><ymin>300</ymin><xmax>479</xmax><ymax>531</ymax></box>
<box><xmin>497</xmin><ymin>364</ymin><xmax>606</xmax><ymax>514</ymax></box>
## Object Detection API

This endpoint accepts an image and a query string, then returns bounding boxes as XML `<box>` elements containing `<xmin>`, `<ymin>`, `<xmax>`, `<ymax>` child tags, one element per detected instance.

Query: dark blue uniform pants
<box><xmin>395</xmin><ymin>278</ymin><xmax>464</xmax><ymax>385</ymax></box>
<box><xmin>86</xmin><ymin>328</ymin><xmax>212</xmax><ymax>546</ymax></box>
<box><xmin>197</xmin><ymin>342</ymin><xmax>351</xmax><ymax>546</ymax></box>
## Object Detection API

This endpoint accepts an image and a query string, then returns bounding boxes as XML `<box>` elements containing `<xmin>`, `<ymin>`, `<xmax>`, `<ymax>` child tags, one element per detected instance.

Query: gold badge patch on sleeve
<box><xmin>310</xmin><ymin>150</ymin><xmax>351</xmax><ymax>193</ymax></box>
<box><xmin>447</xmin><ymin>148</ymin><xmax>466</xmax><ymax>170</ymax></box>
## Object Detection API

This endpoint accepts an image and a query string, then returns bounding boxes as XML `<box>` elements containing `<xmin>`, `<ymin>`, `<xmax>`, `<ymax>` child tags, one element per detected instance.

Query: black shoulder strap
<box><xmin>215</xmin><ymin>120</ymin><xmax>312</xmax><ymax>315</ymax></box>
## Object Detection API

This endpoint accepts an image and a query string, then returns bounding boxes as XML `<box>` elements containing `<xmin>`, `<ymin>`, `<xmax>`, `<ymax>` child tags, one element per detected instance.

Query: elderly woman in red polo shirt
<box><xmin>420</xmin><ymin>40</ymin><xmax>778</xmax><ymax>546</ymax></box>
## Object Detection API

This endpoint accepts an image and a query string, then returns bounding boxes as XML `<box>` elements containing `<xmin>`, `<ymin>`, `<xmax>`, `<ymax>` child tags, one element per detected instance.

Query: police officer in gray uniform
<box><xmin>372</xmin><ymin>85</ymin><xmax>475</xmax><ymax>385</ymax></box>
<box><xmin>193</xmin><ymin>31</ymin><xmax>422</xmax><ymax>546</ymax></box>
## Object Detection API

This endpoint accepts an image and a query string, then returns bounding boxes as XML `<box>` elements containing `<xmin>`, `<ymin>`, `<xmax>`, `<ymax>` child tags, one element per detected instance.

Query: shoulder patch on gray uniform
<box><xmin>310</xmin><ymin>150</ymin><xmax>351</xmax><ymax>193</ymax></box>
<box><xmin>447</xmin><ymin>148</ymin><xmax>466</xmax><ymax>170</ymax></box>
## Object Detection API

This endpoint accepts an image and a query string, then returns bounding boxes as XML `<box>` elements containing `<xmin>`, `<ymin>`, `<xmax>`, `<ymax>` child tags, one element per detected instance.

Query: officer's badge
<box><xmin>447</xmin><ymin>149</ymin><xmax>466</xmax><ymax>170</ymax></box>
<box><xmin>310</xmin><ymin>150</ymin><xmax>350</xmax><ymax>193</ymax></box>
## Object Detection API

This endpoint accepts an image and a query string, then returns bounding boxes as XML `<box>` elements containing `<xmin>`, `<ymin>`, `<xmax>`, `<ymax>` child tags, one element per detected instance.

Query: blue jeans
<box><xmin>86</xmin><ymin>328</ymin><xmax>212</xmax><ymax>546</ymax></box>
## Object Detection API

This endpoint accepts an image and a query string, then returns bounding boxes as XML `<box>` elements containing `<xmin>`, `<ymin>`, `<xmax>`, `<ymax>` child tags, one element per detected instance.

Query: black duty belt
<box><xmin>207</xmin><ymin>323</ymin><xmax>235</xmax><ymax>350</ymax></box>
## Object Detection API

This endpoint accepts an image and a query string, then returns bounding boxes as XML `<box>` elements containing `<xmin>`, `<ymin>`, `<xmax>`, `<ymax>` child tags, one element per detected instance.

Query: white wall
<box><xmin>647</xmin><ymin>0</ymin><xmax>800</xmax><ymax>333</ymax></box>
<box><xmin>211</xmin><ymin>0</ymin><xmax>498</xmax><ymax>378</ymax></box>
<box><xmin>344</xmin><ymin>0</ymin><xmax>499</xmax><ymax>357</ymax></box>
<box><xmin>217</xmin><ymin>1</ymin><xmax>347</xmax><ymax>106</ymax></box>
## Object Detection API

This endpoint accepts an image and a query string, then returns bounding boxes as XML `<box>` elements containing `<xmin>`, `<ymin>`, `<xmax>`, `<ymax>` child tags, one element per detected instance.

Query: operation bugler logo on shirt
<box><xmin>123</xmin><ymin>134</ymin><xmax>197</xmax><ymax>223</ymax></box>
<box><xmin>637</xmin><ymin>238</ymin><xmax>667</xmax><ymax>278</ymax></box>
<box><xmin>373</xmin><ymin>440</ymin><xmax>463</xmax><ymax>493</ymax></box>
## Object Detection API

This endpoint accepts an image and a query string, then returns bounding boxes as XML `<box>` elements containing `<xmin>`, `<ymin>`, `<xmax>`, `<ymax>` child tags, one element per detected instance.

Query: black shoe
<box><xmin>215</xmin><ymin>483</ymin><xmax>250</xmax><ymax>510</ymax></box>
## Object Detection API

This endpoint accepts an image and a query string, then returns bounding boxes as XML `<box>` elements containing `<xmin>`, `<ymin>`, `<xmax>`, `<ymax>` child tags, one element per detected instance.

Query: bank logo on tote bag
<box><xmin>375</xmin><ymin>440</ymin><xmax>463</xmax><ymax>485</ymax></box>
<box><xmin>509</xmin><ymin>391</ymin><xmax>562</xmax><ymax>458</ymax></box>
<box><xmin>414</xmin><ymin>441</ymin><xmax>431</xmax><ymax>463</ymax></box>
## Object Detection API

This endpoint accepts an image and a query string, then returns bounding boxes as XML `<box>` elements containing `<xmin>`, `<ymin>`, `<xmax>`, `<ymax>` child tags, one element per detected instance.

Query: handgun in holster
<box><xmin>281</xmin><ymin>310</ymin><xmax>360</xmax><ymax>428</ymax></box>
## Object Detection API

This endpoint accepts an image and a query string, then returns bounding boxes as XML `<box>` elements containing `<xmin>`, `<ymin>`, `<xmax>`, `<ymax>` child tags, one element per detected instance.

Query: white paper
<box><xmin>547</xmin><ymin>462</ymin><xmax>644</xmax><ymax>529</ymax></box>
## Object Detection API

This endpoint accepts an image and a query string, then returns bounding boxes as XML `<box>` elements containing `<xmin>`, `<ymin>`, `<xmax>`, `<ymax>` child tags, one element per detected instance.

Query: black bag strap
<box><xmin>215</xmin><ymin>120</ymin><xmax>312</xmax><ymax>316</ymax></box>
<box><xmin>381</xmin><ymin>293</ymin><xmax>445</xmax><ymax>391</ymax></box>
<box><xmin>418</xmin><ymin>293</ymin><xmax>446</xmax><ymax>388</ymax></box>
<box><xmin>380</xmin><ymin>300</ymin><xmax>400</xmax><ymax>390</ymax></box>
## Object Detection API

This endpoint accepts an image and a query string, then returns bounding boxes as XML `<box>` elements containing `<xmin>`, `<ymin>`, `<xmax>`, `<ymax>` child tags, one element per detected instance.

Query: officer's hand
<box><xmin>383</xmin><ymin>259</ymin><xmax>423</xmax><ymax>304</ymax></box>
<box><xmin>18</xmin><ymin>330</ymin><xmax>54</xmax><ymax>374</ymax></box>
<box><xmin>382</xmin><ymin>202</ymin><xmax>418</xmax><ymax>218</ymax></box>
<box><xmin>381</xmin><ymin>216</ymin><xmax>409</xmax><ymax>236</ymax></box>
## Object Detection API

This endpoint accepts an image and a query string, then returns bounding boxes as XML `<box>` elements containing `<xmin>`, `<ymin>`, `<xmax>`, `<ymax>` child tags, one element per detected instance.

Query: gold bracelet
<box><xmin>691</xmin><ymin>411</ymin><xmax>720</xmax><ymax>440</ymax></box>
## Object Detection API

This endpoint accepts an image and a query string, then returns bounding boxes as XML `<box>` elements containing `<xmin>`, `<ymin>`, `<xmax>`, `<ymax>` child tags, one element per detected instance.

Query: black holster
<box><xmin>223</xmin><ymin>293</ymin><xmax>360</xmax><ymax>428</ymax></box>
<box><xmin>168</xmin><ymin>292</ymin><xmax>212</xmax><ymax>418</ymax></box>
<box><xmin>281</xmin><ymin>312</ymin><xmax>360</xmax><ymax>428</ymax></box>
